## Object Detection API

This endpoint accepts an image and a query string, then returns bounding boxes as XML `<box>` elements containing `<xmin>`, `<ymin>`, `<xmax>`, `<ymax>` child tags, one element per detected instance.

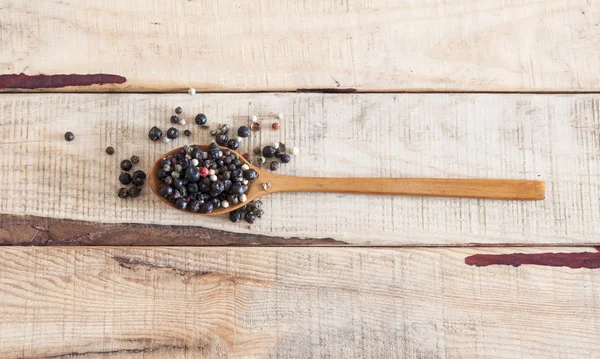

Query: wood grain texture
<box><xmin>0</xmin><ymin>93</ymin><xmax>598</xmax><ymax>246</ymax></box>
<box><xmin>0</xmin><ymin>246</ymin><xmax>599</xmax><ymax>358</ymax></box>
<box><xmin>0</xmin><ymin>0</ymin><xmax>599</xmax><ymax>92</ymax></box>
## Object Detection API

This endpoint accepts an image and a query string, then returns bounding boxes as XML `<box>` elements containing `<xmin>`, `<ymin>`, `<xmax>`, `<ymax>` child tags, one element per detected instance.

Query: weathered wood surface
<box><xmin>1</xmin><ymin>93</ymin><xmax>598</xmax><ymax>246</ymax></box>
<box><xmin>1</xmin><ymin>246</ymin><xmax>599</xmax><ymax>358</ymax></box>
<box><xmin>0</xmin><ymin>0</ymin><xmax>598</xmax><ymax>92</ymax></box>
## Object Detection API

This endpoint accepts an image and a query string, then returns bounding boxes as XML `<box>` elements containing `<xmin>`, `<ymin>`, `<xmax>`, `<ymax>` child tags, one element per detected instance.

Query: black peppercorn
<box><xmin>195</xmin><ymin>113</ymin><xmax>207</xmax><ymax>126</ymax></box>
<box><xmin>184</xmin><ymin>129</ymin><xmax>192</xmax><ymax>136</ymax></box>
<box><xmin>175</xmin><ymin>106</ymin><xmax>183</xmax><ymax>114</ymax></box>
<box><xmin>170</xmin><ymin>115</ymin><xmax>179</xmax><ymax>124</ymax></box>
<box><xmin>64</xmin><ymin>132</ymin><xmax>75</xmax><ymax>141</ymax></box>
<box><xmin>120</xmin><ymin>160</ymin><xmax>133</xmax><ymax>171</ymax></box>
<box><xmin>253</xmin><ymin>147</ymin><xmax>261</xmax><ymax>155</ymax></box>
<box><xmin>227</xmin><ymin>139</ymin><xmax>239</xmax><ymax>150</ymax></box>
<box><xmin>132</xmin><ymin>170</ymin><xmax>146</xmax><ymax>186</ymax></box>
<box><xmin>262</xmin><ymin>146</ymin><xmax>276</xmax><ymax>158</ymax></box>
<box><xmin>270</xmin><ymin>161</ymin><xmax>280</xmax><ymax>171</ymax></box>
<box><xmin>128</xmin><ymin>186</ymin><xmax>141</xmax><ymax>198</ymax></box>
<box><xmin>216</xmin><ymin>133</ymin><xmax>228</xmax><ymax>146</ymax></box>
<box><xmin>244</xmin><ymin>212</ymin><xmax>256</xmax><ymax>224</ymax></box>
<box><xmin>130</xmin><ymin>155</ymin><xmax>140</xmax><ymax>164</ymax></box>
<box><xmin>210</xmin><ymin>197</ymin><xmax>221</xmax><ymax>209</ymax></box>
<box><xmin>106</xmin><ymin>146</ymin><xmax>115</xmax><ymax>155</ymax></box>
<box><xmin>188</xmin><ymin>200</ymin><xmax>201</xmax><ymax>212</ymax></box>
<box><xmin>229</xmin><ymin>210</ymin><xmax>242</xmax><ymax>223</ymax></box>
<box><xmin>117</xmin><ymin>188</ymin><xmax>129</xmax><ymax>198</ymax></box>
<box><xmin>119</xmin><ymin>172</ymin><xmax>132</xmax><ymax>185</ymax></box>
<box><xmin>172</xmin><ymin>178</ymin><xmax>185</xmax><ymax>190</ymax></box>
<box><xmin>148</xmin><ymin>126</ymin><xmax>162</xmax><ymax>141</ymax></box>
<box><xmin>231</xmin><ymin>169</ymin><xmax>243</xmax><ymax>182</ymax></box>
<box><xmin>243</xmin><ymin>169</ymin><xmax>258</xmax><ymax>181</ymax></box>
<box><xmin>237</xmin><ymin>126</ymin><xmax>250</xmax><ymax>138</ymax></box>
<box><xmin>254</xmin><ymin>208</ymin><xmax>264</xmax><ymax>218</ymax></box>
<box><xmin>199</xmin><ymin>201</ymin><xmax>213</xmax><ymax>214</ymax></box>
<box><xmin>158</xmin><ymin>185</ymin><xmax>174</xmax><ymax>198</ymax></box>
<box><xmin>163</xmin><ymin>176</ymin><xmax>173</xmax><ymax>185</ymax></box>
<box><xmin>223</xmin><ymin>149</ymin><xmax>231</xmax><ymax>156</ymax></box>
<box><xmin>167</xmin><ymin>127</ymin><xmax>179</xmax><ymax>139</ymax></box>
<box><xmin>279</xmin><ymin>153</ymin><xmax>291</xmax><ymax>164</ymax></box>
<box><xmin>175</xmin><ymin>198</ymin><xmax>187</xmax><ymax>210</ymax></box>
<box><xmin>185</xmin><ymin>166</ymin><xmax>200</xmax><ymax>182</ymax></box>
<box><xmin>187</xmin><ymin>183</ymin><xmax>199</xmax><ymax>193</ymax></box>
<box><xmin>210</xmin><ymin>181</ymin><xmax>225</xmax><ymax>194</ymax></box>
<box><xmin>230</xmin><ymin>182</ymin><xmax>245</xmax><ymax>196</ymax></box>
<box><xmin>222</xmin><ymin>179</ymin><xmax>232</xmax><ymax>191</ymax></box>
<box><xmin>160</xmin><ymin>158</ymin><xmax>172</xmax><ymax>167</ymax></box>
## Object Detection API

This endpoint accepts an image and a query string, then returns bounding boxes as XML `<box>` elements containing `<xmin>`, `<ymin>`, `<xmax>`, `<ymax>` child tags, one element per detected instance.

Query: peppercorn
<box><xmin>279</xmin><ymin>153</ymin><xmax>291</xmax><ymax>163</ymax></box>
<box><xmin>231</xmin><ymin>169</ymin><xmax>243</xmax><ymax>182</ymax></box>
<box><xmin>188</xmin><ymin>200</ymin><xmax>201</xmax><ymax>212</ymax></box>
<box><xmin>254</xmin><ymin>208</ymin><xmax>265</xmax><ymax>218</ymax></box>
<box><xmin>184</xmin><ymin>129</ymin><xmax>192</xmax><ymax>136</ymax></box>
<box><xmin>210</xmin><ymin>197</ymin><xmax>221</xmax><ymax>209</ymax></box>
<box><xmin>175</xmin><ymin>198</ymin><xmax>187</xmax><ymax>210</ymax></box>
<box><xmin>210</xmin><ymin>129</ymin><xmax>218</xmax><ymax>136</ymax></box>
<box><xmin>64</xmin><ymin>132</ymin><xmax>75</xmax><ymax>141</ymax></box>
<box><xmin>188</xmin><ymin>88</ymin><xmax>196</xmax><ymax>96</ymax></box>
<box><xmin>244</xmin><ymin>169</ymin><xmax>258</xmax><ymax>181</ymax></box>
<box><xmin>131</xmin><ymin>170</ymin><xmax>146</xmax><ymax>186</ymax></box>
<box><xmin>167</xmin><ymin>127</ymin><xmax>179</xmax><ymax>139</ymax></box>
<box><xmin>130</xmin><ymin>155</ymin><xmax>140</xmax><ymax>164</ymax></box>
<box><xmin>270</xmin><ymin>161</ymin><xmax>280</xmax><ymax>171</ymax></box>
<box><xmin>262</xmin><ymin>146</ymin><xmax>276</xmax><ymax>158</ymax></box>
<box><xmin>128</xmin><ymin>186</ymin><xmax>141</xmax><ymax>198</ymax></box>
<box><xmin>229</xmin><ymin>210</ymin><xmax>242</xmax><ymax>223</ymax></box>
<box><xmin>158</xmin><ymin>185</ymin><xmax>174</xmax><ymax>198</ymax></box>
<box><xmin>170</xmin><ymin>115</ymin><xmax>179</xmax><ymax>124</ymax></box>
<box><xmin>216</xmin><ymin>133</ymin><xmax>228</xmax><ymax>146</ymax></box>
<box><xmin>148</xmin><ymin>126</ymin><xmax>162</xmax><ymax>141</ymax></box>
<box><xmin>119</xmin><ymin>172</ymin><xmax>132</xmax><ymax>185</ymax></box>
<box><xmin>195</xmin><ymin>113</ymin><xmax>207</xmax><ymax>126</ymax></box>
<box><xmin>251</xmin><ymin>122</ymin><xmax>261</xmax><ymax>131</ymax></box>
<box><xmin>172</xmin><ymin>178</ymin><xmax>185</xmax><ymax>190</ymax></box>
<box><xmin>230</xmin><ymin>182</ymin><xmax>245</xmax><ymax>196</ymax></box>
<box><xmin>244</xmin><ymin>212</ymin><xmax>256</xmax><ymax>224</ymax></box>
<box><xmin>185</xmin><ymin>166</ymin><xmax>200</xmax><ymax>182</ymax></box>
<box><xmin>272</xmin><ymin>122</ymin><xmax>280</xmax><ymax>130</ymax></box>
<box><xmin>227</xmin><ymin>139</ymin><xmax>239</xmax><ymax>150</ymax></box>
<box><xmin>117</xmin><ymin>188</ymin><xmax>129</xmax><ymax>198</ymax></box>
<box><xmin>163</xmin><ymin>176</ymin><xmax>173</xmax><ymax>185</ymax></box>
<box><xmin>175</xmin><ymin>106</ymin><xmax>183</xmax><ymax>114</ymax></box>
<box><xmin>120</xmin><ymin>160</ymin><xmax>133</xmax><ymax>171</ymax></box>
<box><xmin>237</xmin><ymin>126</ymin><xmax>250</xmax><ymax>138</ymax></box>
<box><xmin>106</xmin><ymin>146</ymin><xmax>115</xmax><ymax>155</ymax></box>
<box><xmin>187</xmin><ymin>183</ymin><xmax>199</xmax><ymax>193</ymax></box>
<box><xmin>199</xmin><ymin>201</ymin><xmax>213</xmax><ymax>214</ymax></box>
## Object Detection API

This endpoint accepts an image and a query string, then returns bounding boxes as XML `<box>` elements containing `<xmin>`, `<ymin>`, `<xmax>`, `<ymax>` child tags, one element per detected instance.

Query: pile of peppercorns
<box><xmin>117</xmin><ymin>155</ymin><xmax>147</xmax><ymax>198</ymax></box>
<box><xmin>156</xmin><ymin>143</ymin><xmax>259</xmax><ymax>216</ymax></box>
<box><xmin>228</xmin><ymin>199</ymin><xmax>264</xmax><ymax>224</ymax></box>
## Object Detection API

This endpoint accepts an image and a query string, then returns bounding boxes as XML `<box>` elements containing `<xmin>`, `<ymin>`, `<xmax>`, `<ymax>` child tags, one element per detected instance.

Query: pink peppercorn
<box><xmin>272</xmin><ymin>122</ymin><xmax>280</xmax><ymax>130</ymax></box>
<box><xmin>200</xmin><ymin>167</ymin><xmax>209</xmax><ymax>177</ymax></box>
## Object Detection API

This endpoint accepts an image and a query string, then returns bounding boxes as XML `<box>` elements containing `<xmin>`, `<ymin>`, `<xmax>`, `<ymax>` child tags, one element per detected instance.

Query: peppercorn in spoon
<box><xmin>150</xmin><ymin>145</ymin><xmax>546</xmax><ymax>216</ymax></box>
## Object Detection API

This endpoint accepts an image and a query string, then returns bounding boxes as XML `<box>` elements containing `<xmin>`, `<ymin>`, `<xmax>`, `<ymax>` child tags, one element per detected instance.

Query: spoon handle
<box><xmin>271</xmin><ymin>177</ymin><xmax>545</xmax><ymax>200</ymax></box>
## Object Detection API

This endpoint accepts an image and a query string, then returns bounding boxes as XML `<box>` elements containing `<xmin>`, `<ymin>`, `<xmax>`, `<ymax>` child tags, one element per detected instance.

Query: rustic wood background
<box><xmin>0</xmin><ymin>0</ymin><xmax>599</xmax><ymax>358</ymax></box>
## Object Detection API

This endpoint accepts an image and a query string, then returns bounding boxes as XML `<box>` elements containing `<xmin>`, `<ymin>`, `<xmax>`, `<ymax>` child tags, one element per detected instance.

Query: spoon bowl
<box><xmin>150</xmin><ymin>145</ymin><xmax>546</xmax><ymax>216</ymax></box>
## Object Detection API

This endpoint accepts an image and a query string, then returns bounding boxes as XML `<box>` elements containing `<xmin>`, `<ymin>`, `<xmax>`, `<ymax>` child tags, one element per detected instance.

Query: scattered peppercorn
<box><xmin>119</xmin><ymin>172</ymin><xmax>132</xmax><ymax>185</ymax></box>
<box><xmin>251</xmin><ymin>122</ymin><xmax>261</xmax><ymax>131</ymax></box>
<box><xmin>229</xmin><ymin>210</ymin><xmax>242</xmax><ymax>223</ymax></box>
<box><xmin>262</xmin><ymin>145</ymin><xmax>276</xmax><ymax>158</ymax></box>
<box><xmin>106</xmin><ymin>146</ymin><xmax>115</xmax><ymax>155</ymax></box>
<box><xmin>117</xmin><ymin>188</ymin><xmax>129</xmax><ymax>198</ymax></box>
<box><xmin>132</xmin><ymin>170</ymin><xmax>146</xmax><ymax>186</ymax></box>
<box><xmin>148</xmin><ymin>126</ymin><xmax>162</xmax><ymax>141</ymax></box>
<box><xmin>167</xmin><ymin>127</ymin><xmax>179</xmax><ymax>139</ymax></box>
<box><xmin>210</xmin><ymin>129</ymin><xmax>218</xmax><ymax>136</ymax></box>
<box><xmin>130</xmin><ymin>155</ymin><xmax>140</xmax><ymax>164</ymax></box>
<box><xmin>279</xmin><ymin>153</ymin><xmax>291</xmax><ymax>163</ymax></box>
<box><xmin>244</xmin><ymin>211</ymin><xmax>256</xmax><ymax>223</ymax></box>
<box><xmin>270</xmin><ymin>161</ymin><xmax>280</xmax><ymax>171</ymax></box>
<box><xmin>184</xmin><ymin>129</ymin><xmax>192</xmax><ymax>136</ymax></box>
<box><xmin>188</xmin><ymin>88</ymin><xmax>196</xmax><ymax>96</ymax></box>
<box><xmin>175</xmin><ymin>106</ymin><xmax>183</xmax><ymax>114</ymax></box>
<box><xmin>64</xmin><ymin>132</ymin><xmax>75</xmax><ymax>141</ymax></box>
<box><xmin>253</xmin><ymin>147</ymin><xmax>261</xmax><ymax>155</ymax></box>
<box><xmin>272</xmin><ymin>122</ymin><xmax>280</xmax><ymax>130</ymax></box>
<box><xmin>195</xmin><ymin>113</ymin><xmax>207</xmax><ymax>126</ymax></box>
<box><xmin>170</xmin><ymin>115</ymin><xmax>179</xmax><ymax>124</ymax></box>
<box><xmin>128</xmin><ymin>186</ymin><xmax>141</xmax><ymax>198</ymax></box>
<box><xmin>120</xmin><ymin>160</ymin><xmax>133</xmax><ymax>171</ymax></box>
<box><xmin>216</xmin><ymin>133</ymin><xmax>228</xmax><ymax>146</ymax></box>
<box><xmin>227</xmin><ymin>139</ymin><xmax>239</xmax><ymax>150</ymax></box>
<box><xmin>237</xmin><ymin>126</ymin><xmax>250</xmax><ymax>138</ymax></box>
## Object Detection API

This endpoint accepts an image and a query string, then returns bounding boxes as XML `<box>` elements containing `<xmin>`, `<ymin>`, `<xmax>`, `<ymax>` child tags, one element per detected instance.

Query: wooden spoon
<box><xmin>150</xmin><ymin>146</ymin><xmax>546</xmax><ymax>216</ymax></box>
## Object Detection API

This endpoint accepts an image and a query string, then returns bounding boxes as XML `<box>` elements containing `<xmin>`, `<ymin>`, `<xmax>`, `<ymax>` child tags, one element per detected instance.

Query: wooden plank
<box><xmin>1</xmin><ymin>93</ymin><xmax>598</xmax><ymax>246</ymax></box>
<box><xmin>0</xmin><ymin>246</ymin><xmax>599</xmax><ymax>358</ymax></box>
<box><xmin>0</xmin><ymin>0</ymin><xmax>598</xmax><ymax>92</ymax></box>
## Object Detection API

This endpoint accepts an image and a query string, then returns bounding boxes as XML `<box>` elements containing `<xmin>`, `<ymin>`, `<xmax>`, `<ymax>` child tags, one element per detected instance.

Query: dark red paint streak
<box><xmin>0</xmin><ymin>73</ymin><xmax>126</xmax><ymax>89</ymax></box>
<box><xmin>465</xmin><ymin>248</ymin><xmax>600</xmax><ymax>269</ymax></box>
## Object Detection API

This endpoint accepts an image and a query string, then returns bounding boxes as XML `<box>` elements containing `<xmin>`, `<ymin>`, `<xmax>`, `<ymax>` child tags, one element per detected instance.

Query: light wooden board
<box><xmin>1</xmin><ymin>246</ymin><xmax>599</xmax><ymax>358</ymax></box>
<box><xmin>0</xmin><ymin>0</ymin><xmax>599</xmax><ymax>92</ymax></box>
<box><xmin>1</xmin><ymin>93</ymin><xmax>599</xmax><ymax>246</ymax></box>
